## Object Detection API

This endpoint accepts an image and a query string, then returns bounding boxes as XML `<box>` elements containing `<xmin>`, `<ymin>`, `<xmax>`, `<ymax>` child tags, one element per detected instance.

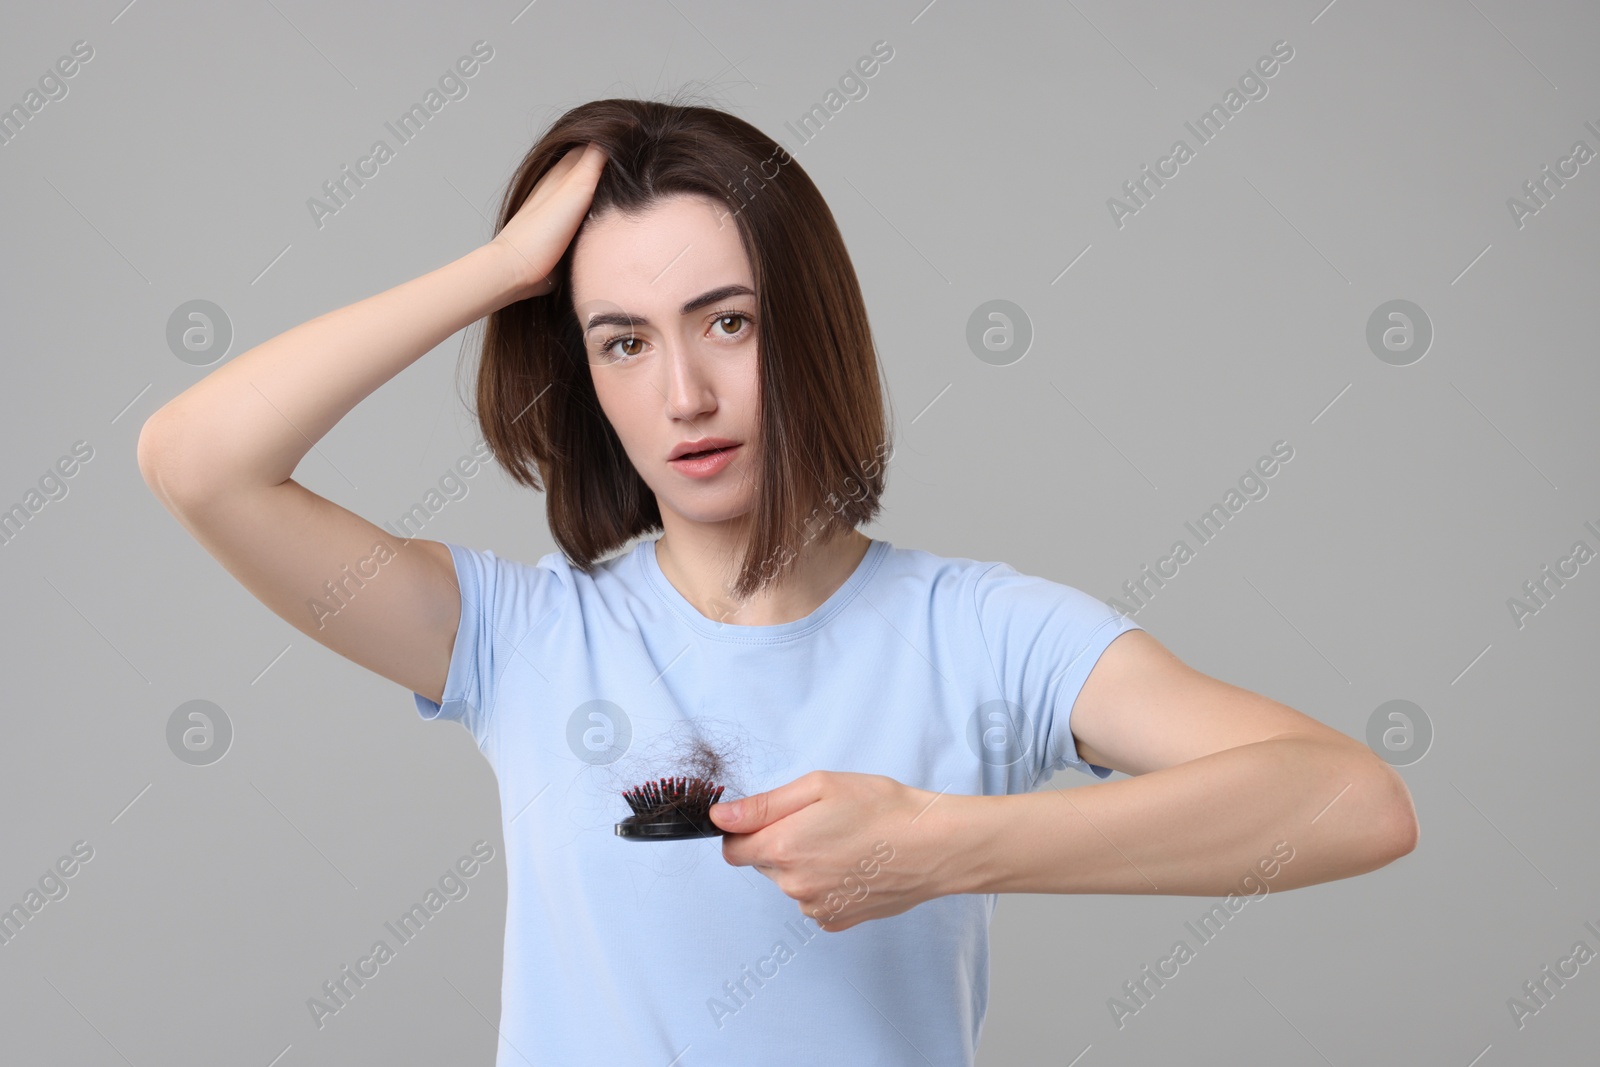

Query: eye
<box><xmin>593</xmin><ymin>310</ymin><xmax>754</xmax><ymax>364</ymax></box>
<box><xmin>713</xmin><ymin>312</ymin><xmax>753</xmax><ymax>338</ymax></box>
<box><xmin>593</xmin><ymin>334</ymin><xmax>644</xmax><ymax>363</ymax></box>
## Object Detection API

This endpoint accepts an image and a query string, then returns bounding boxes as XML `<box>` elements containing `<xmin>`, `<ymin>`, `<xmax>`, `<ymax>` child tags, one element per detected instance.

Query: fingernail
<box><xmin>718</xmin><ymin>800</ymin><xmax>742</xmax><ymax>822</ymax></box>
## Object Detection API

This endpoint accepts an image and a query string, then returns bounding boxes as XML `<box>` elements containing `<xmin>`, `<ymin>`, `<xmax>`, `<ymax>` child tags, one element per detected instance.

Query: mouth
<box><xmin>668</xmin><ymin>437</ymin><xmax>742</xmax><ymax>461</ymax></box>
<box><xmin>667</xmin><ymin>442</ymin><xmax>742</xmax><ymax>477</ymax></box>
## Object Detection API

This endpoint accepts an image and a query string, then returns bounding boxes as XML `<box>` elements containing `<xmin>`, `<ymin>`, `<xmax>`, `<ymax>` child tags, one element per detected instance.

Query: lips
<box><xmin>668</xmin><ymin>437</ymin><xmax>740</xmax><ymax>460</ymax></box>
<box><xmin>667</xmin><ymin>441</ymin><xmax>742</xmax><ymax>478</ymax></box>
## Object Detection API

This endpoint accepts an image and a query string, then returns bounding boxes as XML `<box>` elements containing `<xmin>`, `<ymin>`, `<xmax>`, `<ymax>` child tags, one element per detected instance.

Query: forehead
<box><xmin>569</xmin><ymin>193</ymin><xmax>753</xmax><ymax>312</ymax></box>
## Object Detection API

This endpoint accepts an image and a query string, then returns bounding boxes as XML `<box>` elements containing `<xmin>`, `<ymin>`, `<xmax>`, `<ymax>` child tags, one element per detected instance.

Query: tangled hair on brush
<box><xmin>607</xmin><ymin>719</ymin><xmax>752</xmax><ymax>811</ymax></box>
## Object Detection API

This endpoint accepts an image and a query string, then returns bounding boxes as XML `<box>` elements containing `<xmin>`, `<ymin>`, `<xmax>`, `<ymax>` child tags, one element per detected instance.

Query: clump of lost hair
<box><xmin>607</xmin><ymin>718</ymin><xmax>751</xmax><ymax>819</ymax></box>
<box><xmin>466</xmin><ymin>89</ymin><xmax>894</xmax><ymax>599</ymax></box>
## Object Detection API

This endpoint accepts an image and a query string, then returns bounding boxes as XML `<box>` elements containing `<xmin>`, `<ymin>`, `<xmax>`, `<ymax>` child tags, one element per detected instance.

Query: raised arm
<box><xmin>137</xmin><ymin>143</ymin><xmax>608</xmax><ymax>706</ymax></box>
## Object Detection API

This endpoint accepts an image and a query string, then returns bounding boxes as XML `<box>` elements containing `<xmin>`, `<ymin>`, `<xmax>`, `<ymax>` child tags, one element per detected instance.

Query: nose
<box><xmin>659</xmin><ymin>337</ymin><xmax>717</xmax><ymax>425</ymax></box>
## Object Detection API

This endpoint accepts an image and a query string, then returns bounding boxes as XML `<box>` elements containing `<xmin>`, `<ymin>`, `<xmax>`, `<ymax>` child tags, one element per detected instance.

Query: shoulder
<box><xmin>875</xmin><ymin>544</ymin><xmax>1134</xmax><ymax>647</ymax></box>
<box><xmin>875</xmin><ymin>540</ymin><xmax>1003</xmax><ymax>591</ymax></box>
<box><xmin>958</xmin><ymin>551</ymin><xmax>1141</xmax><ymax>655</ymax></box>
<box><xmin>886</xmin><ymin>543</ymin><xmax>1120</xmax><ymax>614</ymax></box>
<box><xmin>447</xmin><ymin>539</ymin><xmax>646</xmax><ymax>618</ymax></box>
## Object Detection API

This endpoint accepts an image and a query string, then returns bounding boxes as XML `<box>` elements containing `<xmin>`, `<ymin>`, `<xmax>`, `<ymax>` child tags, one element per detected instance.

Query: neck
<box><xmin>654</xmin><ymin>515</ymin><xmax>871</xmax><ymax>626</ymax></box>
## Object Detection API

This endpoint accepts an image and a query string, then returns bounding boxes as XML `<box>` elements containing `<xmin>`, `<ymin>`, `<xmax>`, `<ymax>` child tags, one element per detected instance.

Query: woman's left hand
<box><xmin>710</xmin><ymin>770</ymin><xmax>968</xmax><ymax>932</ymax></box>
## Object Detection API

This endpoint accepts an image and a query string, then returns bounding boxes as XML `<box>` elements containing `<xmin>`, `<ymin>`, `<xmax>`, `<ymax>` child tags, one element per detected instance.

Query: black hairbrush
<box><xmin>616</xmin><ymin>776</ymin><xmax>727</xmax><ymax>840</ymax></box>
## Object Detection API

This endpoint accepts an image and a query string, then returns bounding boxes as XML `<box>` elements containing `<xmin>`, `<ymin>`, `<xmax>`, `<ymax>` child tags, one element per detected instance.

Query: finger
<box><xmin>521</xmin><ymin>145</ymin><xmax>590</xmax><ymax>211</ymax></box>
<box><xmin>556</xmin><ymin>143</ymin><xmax>606</xmax><ymax>188</ymax></box>
<box><xmin>552</xmin><ymin>142</ymin><xmax>589</xmax><ymax>174</ymax></box>
<box><xmin>710</xmin><ymin>772</ymin><xmax>826</xmax><ymax>833</ymax></box>
<box><xmin>720</xmin><ymin>837</ymin><xmax>775</xmax><ymax>878</ymax></box>
<box><xmin>806</xmin><ymin>906</ymin><xmax>842</xmax><ymax>932</ymax></box>
<box><xmin>562</xmin><ymin>143</ymin><xmax>609</xmax><ymax>192</ymax></box>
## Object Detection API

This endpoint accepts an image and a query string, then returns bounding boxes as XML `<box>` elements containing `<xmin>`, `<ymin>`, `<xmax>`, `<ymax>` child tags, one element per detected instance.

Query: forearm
<box><xmin>940</xmin><ymin>736</ymin><xmax>1414</xmax><ymax>897</ymax></box>
<box><xmin>142</xmin><ymin>243</ymin><xmax>524</xmax><ymax>493</ymax></box>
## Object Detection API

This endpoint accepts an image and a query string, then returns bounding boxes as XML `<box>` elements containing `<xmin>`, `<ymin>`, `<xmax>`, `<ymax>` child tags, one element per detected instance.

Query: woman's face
<box><xmin>569</xmin><ymin>193</ymin><xmax>762</xmax><ymax>527</ymax></box>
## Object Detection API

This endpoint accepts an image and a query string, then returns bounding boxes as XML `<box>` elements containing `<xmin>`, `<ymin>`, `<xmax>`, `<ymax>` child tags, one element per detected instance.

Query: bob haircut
<box><xmin>473</xmin><ymin>95</ymin><xmax>895</xmax><ymax>600</ymax></box>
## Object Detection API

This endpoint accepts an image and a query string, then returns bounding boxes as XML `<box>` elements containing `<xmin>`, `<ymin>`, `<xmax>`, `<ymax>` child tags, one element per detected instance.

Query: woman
<box><xmin>138</xmin><ymin>98</ymin><xmax>1418</xmax><ymax>1066</ymax></box>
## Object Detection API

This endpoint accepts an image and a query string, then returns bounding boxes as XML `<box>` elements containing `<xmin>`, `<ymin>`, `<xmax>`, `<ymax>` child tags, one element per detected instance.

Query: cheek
<box><xmin>589</xmin><ymin>375</ymin><xmax>638</xmax><ymax>448</ymax></box>
<box><xmin>737</xmin><ymin>360</ymin><xmax>763</xmax><ymax>424</ymax></box>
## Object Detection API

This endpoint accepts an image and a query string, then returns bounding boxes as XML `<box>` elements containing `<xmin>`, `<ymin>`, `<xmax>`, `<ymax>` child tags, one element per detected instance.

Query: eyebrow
<box><xmin>583</xmin><ymin>284</ymin><xmax>756</xmax><ymax>332</ymax></box>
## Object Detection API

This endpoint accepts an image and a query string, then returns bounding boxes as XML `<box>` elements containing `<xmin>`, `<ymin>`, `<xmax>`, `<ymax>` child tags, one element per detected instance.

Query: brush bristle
<box><xmin>621</xmin><ymin>776</ymin><xmax>725</xmax><ymax>820</ymax></box>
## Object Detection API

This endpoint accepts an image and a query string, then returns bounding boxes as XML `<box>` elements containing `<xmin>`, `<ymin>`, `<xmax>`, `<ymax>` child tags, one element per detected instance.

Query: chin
<box><xmin>669</xmin><ymin>504</ymin><xmax>756</xmax><ymax>526</ymax></box>
<box><xmin>658</xmin><ymin>491</ymin><xmax>757</xmax><ymax>527</ymax></box>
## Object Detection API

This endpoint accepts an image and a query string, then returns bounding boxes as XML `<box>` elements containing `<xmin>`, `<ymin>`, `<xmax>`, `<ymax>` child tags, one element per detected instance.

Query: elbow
<box><xmin>1388</xmin><ymin>793</ymin><xmax>1420</xmax><ymax>861</ymax></box>
<box><xmin>1322</xmin><ymin>744</ymin><xmax>1418</xmax><ymax>871</ymax></box>
<box><xmin>135</xmin><ymin>413</ymin><xmax>168</xmax><ymax>490</ymax></box>
<box><xmin>136</xmin><ymin>412</ymin><xmax>204</xmax><ymax>510</ymax></box>
<box><xmin>1371</xmin><ymin>759</ymin><xmax>1420</xmax><ymax>863</ymax></box>
<box><xmin>136</xmin><ymin>413</ymin><xmax>182</xmax><ymax>499</ymax></box>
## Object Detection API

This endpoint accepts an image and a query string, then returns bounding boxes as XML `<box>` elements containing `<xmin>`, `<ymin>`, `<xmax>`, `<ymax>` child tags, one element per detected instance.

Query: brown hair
<box><xmin>472</xmin><ymin>93</ymin><xmax>894</xmax><ymax>600</ymax></box>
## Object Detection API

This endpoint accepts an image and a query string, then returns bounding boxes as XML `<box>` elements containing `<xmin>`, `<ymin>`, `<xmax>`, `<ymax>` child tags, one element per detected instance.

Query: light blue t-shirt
<box><xmin>413</xmin><ymin>535</ymin><xmax>1143</xmax><ymax>1067</ymax></box>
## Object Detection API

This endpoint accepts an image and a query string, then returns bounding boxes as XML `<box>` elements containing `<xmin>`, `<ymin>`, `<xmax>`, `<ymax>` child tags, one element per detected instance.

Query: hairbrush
<box><xmin>615</xmin><ymin>776</ymin><xmax>727</xmax><ymax>840</ymax></box>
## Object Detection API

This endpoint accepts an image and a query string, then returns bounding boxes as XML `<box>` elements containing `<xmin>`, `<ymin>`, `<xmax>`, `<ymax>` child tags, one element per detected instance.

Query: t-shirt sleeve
<box><xmin>972</xmin><ymin>561</ymin><xmax>1144</xmax><ymax>788</ymax></box>
<box><xmin>412</xmin><ymin>541</ymin><xmax>565</xmax><ymax>750</ymax></box>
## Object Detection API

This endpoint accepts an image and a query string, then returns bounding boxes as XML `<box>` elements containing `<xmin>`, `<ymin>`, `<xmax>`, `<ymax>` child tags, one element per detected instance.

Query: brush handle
<box><xmin>614</xmin><ymin>812</ymin><xmax>725</xmax><ymax>840</ymax></box>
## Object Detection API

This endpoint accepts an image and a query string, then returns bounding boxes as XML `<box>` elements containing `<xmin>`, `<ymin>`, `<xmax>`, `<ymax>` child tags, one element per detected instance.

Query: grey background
<box><xmin>3</xmin><ymin>0</ymin><xmax>1597</xmax><ymax>1064</ymax></box>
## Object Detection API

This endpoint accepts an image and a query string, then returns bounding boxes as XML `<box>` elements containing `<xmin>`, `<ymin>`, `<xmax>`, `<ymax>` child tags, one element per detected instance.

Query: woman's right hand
<box><xmin>489</xmin><ymin>142</ymin><xmax>610</xmax><ymax>302</ymax></box>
